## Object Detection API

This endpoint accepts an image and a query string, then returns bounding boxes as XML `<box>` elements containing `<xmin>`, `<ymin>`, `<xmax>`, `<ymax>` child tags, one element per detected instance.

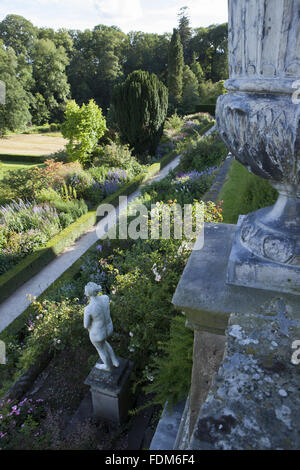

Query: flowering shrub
<box><xmin>0</xmin><ymin>397</ymin><xmax>98</xmax><ymax>450</ymax></box>
<box><xmin>19</xmin><ymin>298</ymin><xmax>85</xmax><ymax>371</ymax></box>
<box><xmin>164</xmin><ymin>113</ymin><xmax>184</xmax><ymax>133</ymax></box>
<box><xmin>0</xmin><ymin>200</ymin><xmax>60</xmax><ymax>235</ymax></box>
<box><xmin>141</xmin><ymin>168</ymin><xmax>216</xmax><ymax>207</ymax></box>
<box><xmin>0</xmin><ymin>197</ymin><xmax>88</xmax><ymax>275</ymax></box>
<box><xmin>180</xmin><ymin>132</ymin><xmax>228</xmax><ymax>173</ymax></box>
<box><xmin>100</xmin><ymin>169</ymin><xmax>128</xmax><ymax>196</ymax></box>
<box><xmin>0</xmin><ymin>397</ymin><xmax>46</xmax><ymax>450</ymax></box>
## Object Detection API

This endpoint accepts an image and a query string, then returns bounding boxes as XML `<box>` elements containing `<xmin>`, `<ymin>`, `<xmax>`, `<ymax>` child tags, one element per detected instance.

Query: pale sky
<box><xmin>0</xmin><ymin>0</ymin><xmax>228</xmax><ymax>33</ymax></box>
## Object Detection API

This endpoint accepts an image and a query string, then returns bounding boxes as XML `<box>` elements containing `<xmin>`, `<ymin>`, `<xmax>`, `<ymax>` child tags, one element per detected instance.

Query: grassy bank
<box><xmin>218</xmin><ymin>159</ymin><xmax>278</xmax><ymax>224</ymax></box>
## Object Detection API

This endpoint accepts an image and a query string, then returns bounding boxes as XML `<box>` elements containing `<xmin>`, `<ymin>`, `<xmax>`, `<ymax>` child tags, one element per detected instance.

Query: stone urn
<box><xmin>216</xmin><ymin>0</ymin><xmax>300</xmax><ymax>295</ymax></box>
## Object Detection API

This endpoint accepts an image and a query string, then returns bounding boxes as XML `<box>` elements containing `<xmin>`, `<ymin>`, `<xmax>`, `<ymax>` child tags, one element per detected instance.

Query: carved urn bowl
<box><xmin>216</xmin><ymin>0</ymin><xmax>300</xmax><ymax>295</ymax></box>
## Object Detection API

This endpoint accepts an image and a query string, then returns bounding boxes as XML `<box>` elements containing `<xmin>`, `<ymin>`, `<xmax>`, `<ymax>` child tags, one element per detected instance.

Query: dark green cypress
<box><xmin>112</xmin><ymin>70</ymin><xmax>168</xmax><ymax>158</ymax></box>
<box><xmin>168</xmin><ymin>28</ymin><xmax>184</xmax><ymax>111</ymax></box>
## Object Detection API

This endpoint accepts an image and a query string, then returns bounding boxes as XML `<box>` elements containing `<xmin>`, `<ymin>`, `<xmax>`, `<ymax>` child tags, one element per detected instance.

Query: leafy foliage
<box><xmin>31</xmin><ymin>38</ymin><xmax>70</xmax><ymax>123</ymax></box>
<box><xmin>179</xmin><ymin>132</ymin><xmax>228</xmax><ymax>173</ymax></box>
<box><xmin>198</xmin><ymin>79</ymin><xmax>226</xmax><ymax>105</ymax></box>
<box><xmin>92</xmin><ymin>142</ymin><xmax>144</xmax><ymax>178</ymax></box>
<box><xmin>61</xmin><ymin>99</ymin><xmax>107</xmax><ymax>164</ymax></box>
<box><xmin>143</xmin><ymin>315</ymin><xmax>194</xmax><ymax>409</ymax></box>
<box><xmin>0</xmin><ymin>42</ymin><xmax>32</xmax><ymax>135</ymax></box>
<box><xmin>180</xmin><ymin>65</ymin><xmax>201</xmax><ymax>114</ymax></box>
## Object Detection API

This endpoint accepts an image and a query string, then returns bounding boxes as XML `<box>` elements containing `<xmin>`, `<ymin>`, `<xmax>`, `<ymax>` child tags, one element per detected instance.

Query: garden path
<box><xmin>0</xmin><ymin>153</ymin><xmax>182</xmax><ymax>333</ymax></box>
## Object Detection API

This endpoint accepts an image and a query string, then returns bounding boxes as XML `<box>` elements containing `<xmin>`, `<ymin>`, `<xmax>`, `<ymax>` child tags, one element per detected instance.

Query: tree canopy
<box><xmin>0</xmin><ymin>12</ymin><xmax>228</xmax><ymax>134</ymax></box>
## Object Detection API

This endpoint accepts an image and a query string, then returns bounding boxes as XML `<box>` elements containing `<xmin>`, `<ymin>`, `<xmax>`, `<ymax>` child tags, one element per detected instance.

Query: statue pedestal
<box><xmin>85</xmin><ymin>357</ymin><xmax>134</xmax><ymax>424</ymax></box>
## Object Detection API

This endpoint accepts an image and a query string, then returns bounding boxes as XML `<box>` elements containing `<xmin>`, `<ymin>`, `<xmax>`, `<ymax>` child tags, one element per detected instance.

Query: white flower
<box><xmin>152</xmin><ymin>264</ymin><xmax>161</xmax><ymax>282</ymax></box>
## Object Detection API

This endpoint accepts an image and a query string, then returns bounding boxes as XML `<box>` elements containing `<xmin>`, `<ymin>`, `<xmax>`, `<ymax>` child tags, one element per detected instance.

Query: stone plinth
<box><xmin>172</xmin><ymin>224</ymin><xmax>300</xmax><ymax>335</ymax></box>
<box><xmin>85</xmin><ymin>357</ymin><xmax>134</xmax><ymax>424</ymax></box>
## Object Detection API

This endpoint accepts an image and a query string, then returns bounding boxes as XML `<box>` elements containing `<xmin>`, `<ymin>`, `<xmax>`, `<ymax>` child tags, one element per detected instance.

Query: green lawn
<box><xmin>0</xmin><ymin>133</ymin><xmax>67</xmax><ymax>156</ymax></box>
<box><xmin>218</xmin><ymin>159</ymin><xmax>278</xmax><ymax>224</ymax></box>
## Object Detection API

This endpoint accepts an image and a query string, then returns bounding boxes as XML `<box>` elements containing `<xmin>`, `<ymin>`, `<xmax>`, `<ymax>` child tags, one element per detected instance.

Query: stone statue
<box><xmin>84</xmin><ymin>282</ymin><xmax>119</xmax><ymax>372</ymax></box>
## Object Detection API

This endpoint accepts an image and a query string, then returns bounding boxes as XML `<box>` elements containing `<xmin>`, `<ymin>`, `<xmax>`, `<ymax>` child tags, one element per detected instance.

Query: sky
<box><xmin>0</xmin><ymin>0</ymin><xmax>228</xmax><ymax>34</ymax></box>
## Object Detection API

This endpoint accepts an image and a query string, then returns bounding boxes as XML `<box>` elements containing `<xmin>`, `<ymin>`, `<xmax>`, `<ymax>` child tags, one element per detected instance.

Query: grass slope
<box><xmin>218</xmin><ymin>159</ymin><xmax>278</xmax><ymax>224</ymax></box>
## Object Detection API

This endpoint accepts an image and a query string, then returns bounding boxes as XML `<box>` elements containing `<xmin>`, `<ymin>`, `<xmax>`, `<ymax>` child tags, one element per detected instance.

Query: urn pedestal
<box><xmin>216</xmin><ymin>0</ymin><xmax>300</xmax><ymax>295</ymax></box>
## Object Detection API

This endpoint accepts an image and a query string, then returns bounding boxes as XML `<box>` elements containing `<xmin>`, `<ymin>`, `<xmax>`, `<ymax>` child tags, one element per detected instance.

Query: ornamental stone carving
<box><xmin>216</xmin><ymin>0</ymin><xmax>300</xmax><ymax>295</ymax></box>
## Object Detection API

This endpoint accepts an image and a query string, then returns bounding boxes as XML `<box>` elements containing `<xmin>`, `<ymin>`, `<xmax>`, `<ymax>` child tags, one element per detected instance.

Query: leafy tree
<box><xmin>31</xmin><ymin>38</ymin><xmax>70</xmax><ymax>122</ymax></box>
<box><xmin>178</xmin><ymin>6</ymin><xmax>192</xmax><ymax>61</ymax></box>
<box><xmin>31</xmin><ymin>93</ymin><xmax>50</xmax><ymax>125</ymax></box>
<box><xmin>0</xmin><ymin>42</ymin><xmax>31</xmax><ymax>135</ymax></box>
<box><xmin>168</xmin><ymin>29</ymin><xmax>184</xmax><ymax>112</ymax></box>
<box><xmin>0</xmin><ymin>14</ymin><xmax>37</xmax><ymax>56</ymax></box>
<box><xmin>198</xmin><ymin>79</ymin><xmax>226</xmax><ymax>105</ymax></box>
<box><xmin>112</xmin><ymin>70</ymin><xmax>168</xmax><ymax>158</ymax></box>
<box><xmin>189</xmin><ymin>24</ymin><xmax>228</xmax><ymax>82</ymax></box>
<box><xmin>37</xmin><ymin>27</ymin><xmax>74</xmax><ymax>57</ymax></box>
<box><xmin>181</xmin><ymin>65</ymin><xmax>200</xmax><ymax>114</ymax></box>
<box><xmin>68</xmin><ymin>26</ymin><xmax>126</xmax><ymax>111</ymax></box>
<box><xmin>124</xmin><ymin>32</ymin><xmax>170</xmax><ymax>83</ymax></box>
<box><xmin>61</xmin><ymin>99</ymin><xmax>107</xmax><ymax>164</ymax></box>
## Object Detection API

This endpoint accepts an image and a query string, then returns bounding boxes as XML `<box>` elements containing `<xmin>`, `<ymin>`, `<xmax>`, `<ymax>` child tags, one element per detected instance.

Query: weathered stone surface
<box><xmin>172</xmin><ymin>224</ymin><xmax>300</xmax><ymax>334</ymax></box>
<box><xmin>85</xmin><ymin>357</ymin><xmax>133</xmax><ymax>424</ymax></box>
<box><xmin>189</xmin><ymin>311</ymin><xmax>300</xmax><ymax>450</ymax></box>
<box><xmin>150</xmin><ymin>399</ymin><xmax>186</xmax><ymax>450</ymax></box>
<box><xmin>228</xmin><ymin>0</ymin><xmax>300</xmax><ymax>81</ymax></box>
<box><xmin>189</xmin><ymin>331</ymin><xmax>226</xmax><ymax>436</ymax></box>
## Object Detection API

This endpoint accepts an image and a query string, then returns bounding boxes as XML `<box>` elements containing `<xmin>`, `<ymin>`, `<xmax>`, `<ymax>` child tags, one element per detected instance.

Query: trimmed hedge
<box><xmin>0</xmin><ymin>154</ymin><xmax>47</xmax><ymax>163</ymax></box>
<box><xmin>0</xmin><ymin>149</ymin><xmax>177</xmax><ymax>305</ymax></box>
<box><xmin>195</xmin><ymin>104</ymin><xmax>216</xmax><ymax>116</ymax></box>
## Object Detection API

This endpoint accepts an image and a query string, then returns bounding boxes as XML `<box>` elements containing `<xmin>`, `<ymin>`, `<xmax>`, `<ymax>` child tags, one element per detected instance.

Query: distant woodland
<box><xmin>0</xmin><ymin>8</ymin><xmax>228</xmax><ymax>132</ymax></box>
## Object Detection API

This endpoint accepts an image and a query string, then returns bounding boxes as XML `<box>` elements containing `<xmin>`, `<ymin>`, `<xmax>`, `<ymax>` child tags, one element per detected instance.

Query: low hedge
<box><xmin>0</xmin><ymin>149</ymin><xmax>177</xmax><ymax>305</ymax></box>
<box><xmin>195</xmin><ymin>104</ymin><xmax>216</xmax><ymax>116</ymax></box>
<box><xmin>0</xmin><ymin>154</ymin><xmax>47</xmax><ymax>163</ymax></box>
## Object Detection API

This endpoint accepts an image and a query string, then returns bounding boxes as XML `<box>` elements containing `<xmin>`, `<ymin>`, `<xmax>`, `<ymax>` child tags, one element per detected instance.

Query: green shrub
<box><xmin>179</xmin><ymin>132</ymin><xmax>228</xmax><ymax>173</ymax></box>
<box><xmin>92</xmin><ymin>143</ymin><xmax>144</xmax><ymax>178</ymax></box>
<box><xmin>164</xmin><ymin>113</ymin><xmax>184</xmax><ymax>132</ymax></box>
<box><xmin>18</xmin><ymin>298</ymin><xmax>85</xmax><ymax>371</ymax></box>
<box><xmin>143</xmin><ymin>316</ymin><xmax>194</xmax><ymax>409</ymax></box>
<box><xmin>112</xmin><ymin>70</ymin><xmax>168</xmax><ymax>159</ymax></box>
<box><xmin>1</xmin><ymin>167</ymin><xmax>49</xmax><ymax>200</ymax></box>
<box><xmin>61</xmin><ymin>99</ymin><xmax>107</xmax><ymax>165</ymax></box>
<box><xmin>50</xmin><ymin>123</ymin><xmax>60</xmax><ymax>132</ymax></box>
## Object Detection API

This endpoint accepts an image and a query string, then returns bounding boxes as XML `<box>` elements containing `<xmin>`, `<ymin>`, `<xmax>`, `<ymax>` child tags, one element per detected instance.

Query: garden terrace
<box><xmin>0</xmin><ymin>113</ymin><xmax>215</xmax><ymax>304</ymax></box>
<box><xmin>0</xmin><ymin>120</ymin><xmax>227</xmax><ymax>450</ymax></box>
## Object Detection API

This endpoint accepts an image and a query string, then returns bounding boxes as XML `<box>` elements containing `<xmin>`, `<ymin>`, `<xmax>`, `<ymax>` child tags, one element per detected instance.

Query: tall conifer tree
<box><xmin>112</xmin><ymin>70</ymin><xmax>168</xmax><ymax>157</ymax></box>
<box><xmin>178</xmin><ymin>7</ymin><xmax>192</xmax><ymax>60</ymax></box>
<box><xmin>168</xmin><ymin>28</ymin><xmax>184</xmax><ymax>111</ymax></box>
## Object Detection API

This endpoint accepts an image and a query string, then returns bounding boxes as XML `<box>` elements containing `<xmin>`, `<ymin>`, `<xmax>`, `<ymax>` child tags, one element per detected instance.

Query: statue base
<box><xmin>85</xmin><ymin>357</ymin><xmax>134</xmax><ymax>424</ymax></box>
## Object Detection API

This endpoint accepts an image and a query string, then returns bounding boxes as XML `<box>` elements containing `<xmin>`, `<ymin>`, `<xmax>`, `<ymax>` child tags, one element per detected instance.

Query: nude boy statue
<box><xmin>84</xmin><ymin>282</ymin><xmax>119</xmax><ymax>372</ymax></box>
